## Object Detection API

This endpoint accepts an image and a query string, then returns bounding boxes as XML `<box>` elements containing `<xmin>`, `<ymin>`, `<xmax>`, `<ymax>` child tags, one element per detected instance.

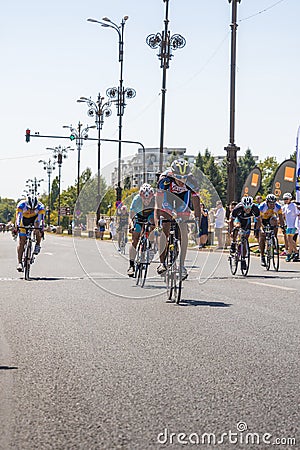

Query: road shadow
<box><xmin>22</xmin><ymin>277</ymin><xmax>83</xmax><ymax>281</ymax></box>
<box><xmin>0</xmin><ymin>366</ymin><xmax>18</xmax><ymax>370</ymax></box>
<box><xmin>179</xmin><ymin>299</ymin><xmax>232</xmax><ymax>307</ymax></box>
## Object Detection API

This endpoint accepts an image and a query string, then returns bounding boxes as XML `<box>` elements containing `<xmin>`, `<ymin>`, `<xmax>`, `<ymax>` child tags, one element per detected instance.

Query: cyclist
<box><xmin>127</xmin><ymin>183</ymin><xmax>155</xmax><ymax>277</ymax></box>
<box><xmin>259</xmin><ymin>193</ymin><xmax>284</xmax><ymax>266</ymax></box>
<box><xmin>116</xmin><ymin>204</ymin><xmax>129</xmax><ymax>252</ymax></box>
<box><xmin>282</xmin><ymin>192</ymin><xmax>300</xmax><ymax>261</ymax></box>
<box><xmin>229</xmin><ymin>196</ymin><xmax>261</xmax><ymax>270</ymax></box>
<box><xmin>154</xmin><ymin>159</ymin><xmax>201</xmax><ymax>280</ymax></box>
<box><xmin>15</xmin><ymin>195</ymin><xmax>45</xmax><ymax>272</ymax></box>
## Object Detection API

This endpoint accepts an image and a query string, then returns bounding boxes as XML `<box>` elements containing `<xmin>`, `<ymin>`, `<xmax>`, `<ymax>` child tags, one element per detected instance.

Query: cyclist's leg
<box><xmin>157</xmin><ymin>211</ymin><xmax>171</xmax><ymax>273</ymax></box>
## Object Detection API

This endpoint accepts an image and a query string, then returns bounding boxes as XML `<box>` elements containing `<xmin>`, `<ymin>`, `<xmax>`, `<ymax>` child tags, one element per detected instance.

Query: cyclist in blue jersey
<box><xmin>127</xmin><ymin>184</ymin><xmax>155</xmax><ymax>277</ymax></box>
<box><xmin>15</xmin><ymin>195</ymin><xmax>45</xmax><ymax>272</ymax></box>
<box><xmin>154</xmin><ymin>159</ymin><xmax>201</xmax><ymax>279</ymax></box>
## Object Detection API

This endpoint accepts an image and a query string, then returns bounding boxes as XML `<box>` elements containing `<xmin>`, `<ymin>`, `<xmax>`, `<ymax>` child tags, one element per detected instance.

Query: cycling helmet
<box><xmin>139</xmin><ymin>183</ymin><xmax>154</xmax><ymax>199</ymax></box>
<box><xmin>241</xmin><ymin>196</ymin><xmax>253</xmax><ymax>209</ymax></box>
<box><xmin>283</xmin><ymin>192</ymin><xmax>292</xmax><ymax>200</ymax></box>
<box><xmin>170</xmin><ymin>159</ymin><xmax>191</xmax><ymax>180</ymax></box>
<box><xmin>27</xmin><ymin>196</ymin><xmax>38</xmax><ymax>209</ymax></box>
<box><xmin>266</xmin><ymin>194</ymin><xmax>276</xmax><ymax>203</ymax></box>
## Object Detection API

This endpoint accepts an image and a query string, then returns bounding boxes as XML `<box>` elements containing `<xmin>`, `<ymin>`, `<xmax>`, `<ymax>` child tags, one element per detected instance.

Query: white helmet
<box><xmin>27</xmin><ymin>196</ymin><xmax>38</xmax><ymax>209</ymax></box>
<box><xmin>266</xmin><ymin>194</ymin><xmax>276</xmax><ymax>203</ymax></box>
<box><xmin>241</xmin><ymin>196</ymin><xmax>253</xmax><ymax>209</ymax></box>
<box><xmin>283</xmin><ymin>192</ymin><xmax>292</xmax><ymax>200</ymax></box>
<box><xmin>139</xmin><ymin>183</ymin><xmax>154</xmax><ymax>199</ymax></box>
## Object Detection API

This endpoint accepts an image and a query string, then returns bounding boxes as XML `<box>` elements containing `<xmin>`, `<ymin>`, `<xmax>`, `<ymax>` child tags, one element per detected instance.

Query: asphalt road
<box><xmin>0</xmin><ymin>232</ymin><xmax>299</xmax><ymax>449</ymax></box>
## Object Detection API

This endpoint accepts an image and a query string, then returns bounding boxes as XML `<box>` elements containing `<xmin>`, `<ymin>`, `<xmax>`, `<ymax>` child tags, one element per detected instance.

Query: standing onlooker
<box><xmin>109</xmin><ymin>218</ymin><xmax>117</xmax><ymax>242</ymax></box>
<box><xmin>225</xmin><ymin>201</ymin><xmax>238</xmax><ymax>248</ymax></box>
<box><xmin>214</xmin><ymin>200</ymin><xmax>225</xmax><ymax>249</ymax></box>
<box><xmin>282</xmin><ymin>192</ymin><xmax>300</xmax><ymax>261</ymax></box>
<box><xmin>254</xmin><ymin>195</ymin><xmax>263</xmax><ymax>241</ymax></box>
<box><xmin>198</xmin><ymin>203</ymin><xmax>208</xmax><ymax>249</ymax></box>
<box><xmin>98</xmin><ymin>216</ymin><xmax>106</xmax><ymax>240</ymax></box>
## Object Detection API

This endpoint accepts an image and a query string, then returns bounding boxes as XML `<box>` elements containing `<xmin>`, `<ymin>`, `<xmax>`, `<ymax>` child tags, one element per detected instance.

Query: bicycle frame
<box><xmin>18</xmin><ymin>225</ymin><xmax>39</xmax><ymax>280</ymax></box>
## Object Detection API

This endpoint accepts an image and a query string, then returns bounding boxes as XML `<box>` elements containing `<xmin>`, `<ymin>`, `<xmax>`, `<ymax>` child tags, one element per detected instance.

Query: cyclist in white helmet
<box><xmin>127</xmin><ymin>183</ymin><xmax>155</xmax><ymax>277</ymax></box>
<box><xmin>15</xmin><ymin>195</ymin><xmax>45</xmax><ymax>272</ymax></box>
<box><xmin>259</xmin><ymin>193</ymin><xmax>284</xmax><ymax>266</ymax></box>
<box><xmin>229</xmin><ymin>196</ymin><xmax>261</xmax><ymax>270</ymax></box>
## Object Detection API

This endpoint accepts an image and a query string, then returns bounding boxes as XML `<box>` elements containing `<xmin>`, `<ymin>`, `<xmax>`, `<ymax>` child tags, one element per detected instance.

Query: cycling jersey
<box><xmin>259</xmin><ymin>201</ymin><xmax>282</xmax><ymax>220</ymax></box>
<box><xmin>157</xmin><ymin>171</ymin><xmax>199</xmax><ymax>214</ymax></box>
<box><xmin>130</xmin><ymin>194</ymin><xmax>155</xmax><ymax>233</ymax></box>
<box><xmin>16</xmin><ymin>200</ymin><xmax>45</xmax><ymax>235</ymax></box>
<box><xmin>231</xmin><ymin>203</ymin><xmax>260</xmax><ymax>231</ymax></box>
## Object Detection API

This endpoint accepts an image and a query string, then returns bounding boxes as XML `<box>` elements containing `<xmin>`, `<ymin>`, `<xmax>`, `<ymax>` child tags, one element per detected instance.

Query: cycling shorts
<box><xmin>133</xmin><ymin>212</ymin><xmax>154</xmax><ymax>234</ymax></box>
<box><xmin>286</xmin><ymin>227</ymin><xmax>297</xmax><ymax>236</ymax></box>
<box><xmin>18</xmin><ymin>215</ymin><xmax>38</xmax><ymax>236</ymax></box>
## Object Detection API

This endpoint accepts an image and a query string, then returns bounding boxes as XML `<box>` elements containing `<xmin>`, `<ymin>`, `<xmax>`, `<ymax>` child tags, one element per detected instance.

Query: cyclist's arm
<box><xmin>16</xmin><ymin>209</ymin><xmax>23</xmax><ymax>227</ymax></box>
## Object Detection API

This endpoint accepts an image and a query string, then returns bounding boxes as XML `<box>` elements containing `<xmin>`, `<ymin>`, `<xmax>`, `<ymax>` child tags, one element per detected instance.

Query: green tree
<box><xmin>0</xmin><ymin>198</ymin><xmax>17</xmax><ymax>223</ymax></box>
<box><xmin>258</xmin><ymin>156</ymin><xmax>279</xmax><ymax>196</ymax></box>
<box><xmin>237</xmin><ymin>148</ymin><xmax>257</xmax><ymax>199</ymax></box>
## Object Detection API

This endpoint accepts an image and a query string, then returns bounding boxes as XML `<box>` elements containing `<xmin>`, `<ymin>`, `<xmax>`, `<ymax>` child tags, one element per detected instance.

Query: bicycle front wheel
<box><xmin>240</xmin><ymin>239</ymin><xmax>250</xmax><ymax>276</ymax></box>
<box><xmin>24</xmin><ymin>241</ymin><xmax>32</xmax><ymax>280</ymax></box>
<box><xmin>174</xmin><ymin>243</ymin><xmax>183</xmax><ymax>304</ymax></box>
<box><xmin>165</xmin><ymin>246</ymin><xmax>175</xmax><ymax>301</ymax></box>
<box><xmin>266</xmin><ymin>241</ymin><xmax>271</xmax><ymax>271</ymax></box>
<box><xmin>229</xmin><ymin>250</ymin><xmax>239</xmax><ymax>275</ymax></box>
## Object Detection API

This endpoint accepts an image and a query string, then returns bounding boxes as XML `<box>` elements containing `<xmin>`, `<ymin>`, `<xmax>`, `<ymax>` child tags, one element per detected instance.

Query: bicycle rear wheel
<box><xmin>174</xmin><ymin>243</ymin><xmax>183</xmax><ymax>304</ymax></box>
<box><xmin>24</xmin><ymin>241</ymin><xmax>32</xmax><ymax>280</ymax></box>
<box><xmin>266</xmin><ymin>241</ymin><xmax>271</xmax><ymax>271</ymax></box>
<box><xmin>272</xmin><ymin>236</ymin><xmax>279</xmax><ymax>271</ymax></box>
<box><xmin>135</xmin><ymin>240</ymin><xmax>143</xmax><ymax>285</ymax></box>
<box><xmin>240</xmin><ymin>239</ymin><xmax>250</xmax><ymax>276</ymax></box>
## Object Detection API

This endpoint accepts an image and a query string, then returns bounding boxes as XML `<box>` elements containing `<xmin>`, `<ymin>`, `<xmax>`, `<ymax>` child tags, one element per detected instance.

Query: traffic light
<box><xmin>70</xmin><ymin>134</ymin><xmax>76</xmax><ymax>141</ymax></box>
<box><xmin>25</xmin><ymin>129</ymin><xmax>30</xmax><ymax>143</ymax></box>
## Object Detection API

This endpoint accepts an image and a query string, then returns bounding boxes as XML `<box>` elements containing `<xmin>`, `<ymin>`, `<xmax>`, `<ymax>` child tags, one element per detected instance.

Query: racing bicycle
<box><xmin>263</xmin><ymin>224</ymin><xmax>280</xmax><ymax>271</ymax></box>
<box><xmin>134</xmin><ymin>219</ymin><xmax>154</xmax><ymax>288</ymax></box>
<box><xmin>18</xmin><ymin>225</ymin><xmax>41</xmax><ymax>280</ymax></box>
<box><xmin>160</xmin><ymin>216</ymin><xmax>196</xmax><ymax>304</ymax></box>
<box><xmin>229</xmin><ymin>228</ymin><xmax>251</xmax><ymax>276</ymax></box>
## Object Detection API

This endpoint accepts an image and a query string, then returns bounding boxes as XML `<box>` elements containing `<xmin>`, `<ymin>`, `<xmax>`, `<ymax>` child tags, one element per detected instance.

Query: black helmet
<box><xmin>170</xmin><ymin>159</ymin><xmax>191</xmax><ymax>180</ymax></box>
<box><xmin>27</xmin><ymin>196</ymin><xmax>38</xmax><ymax>209</ymax></box>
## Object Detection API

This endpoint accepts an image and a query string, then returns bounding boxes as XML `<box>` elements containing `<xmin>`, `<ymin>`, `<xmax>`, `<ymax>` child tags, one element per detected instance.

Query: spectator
<box><xmin>198</xmin><ymin>203</ymin><xmax>208</xmax><ymax>249</ymax></box>
<box><xmin>225</xmin><ymin>201</ymin><xmax>238</xmax><ymax>248</ymax></box>
<box><xmin>282</xmin><ymin>193</ymin><xmax>300</xmax><ymax>261</ymax></box>
<box><xmin>214</xmin><ymin>200</ymin><xmax>225</xmax><ymax>249</ymax></box>
<box><xmin>254</xmin><ymin>195</ymin><xmax>263</xmax><ymax>241</ymax></box>
<box><xmin>109</xmin><ymin>218</ymin><xmax>117</xmax><ymax>242</ymax></box>
<box><xmin>98</xmin><ymin>216</ymin><xmax>106</xmax><ymax>240</ymax></box>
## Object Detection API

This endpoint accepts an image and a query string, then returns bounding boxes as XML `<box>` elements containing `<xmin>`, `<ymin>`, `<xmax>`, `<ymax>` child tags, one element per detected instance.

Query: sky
<box><xmin>1</xmin><ymin>0</ymin><xmax>300</xmax><ymax>200</ymax></box>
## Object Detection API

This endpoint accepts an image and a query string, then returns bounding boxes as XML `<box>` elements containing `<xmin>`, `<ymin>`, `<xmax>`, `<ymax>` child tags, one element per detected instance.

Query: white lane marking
<box><xmin>248</xmin><ymin>281</ymin><xmax>296</xmax><ymax>291</ymax></box>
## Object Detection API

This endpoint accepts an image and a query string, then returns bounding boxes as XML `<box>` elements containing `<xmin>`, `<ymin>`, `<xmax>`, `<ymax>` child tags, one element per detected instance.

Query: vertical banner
<box><xmin>296</xmin><ymin>126</ymin><xmax>300</xmax><ymax>203</ymax></box>
<box><xmin>271</xmin><ymin>159</ymin><xmax>296</xmax><ymax>200</ymax></box>
<box><xmin>241</xmin><ymin>166</ymin><xmax>262</xmax><ymax>198</ymax></box>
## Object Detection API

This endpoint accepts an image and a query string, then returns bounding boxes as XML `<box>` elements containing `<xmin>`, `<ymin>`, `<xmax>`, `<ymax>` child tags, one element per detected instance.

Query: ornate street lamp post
<box><xmin>146</xmin><ymin>0</ymin><xmax>186</xmax><ymax>173</ymax></box>
<box><xmin>224</xmin><ymin>0</ymin><xmax>241</xmax><ymax>204</ymax></box>
<box><xmin>77</xmin><ymin>93</ymin><xmax>112</xmax><ymax>222</ymax></box>
<box><xmin>25</xmin><ymin>177</ymin><xmax>44</xmax><ymax>197</ymax></box>
<box><xmin>38</xmin><ymin>158</ymin><xmax>56</xmax><ymax>226</ymax></box>
<box><xmin>62</xmin><ymin>122</ymin><xmax>96</xmax><ymax>224</ymax></box>
<box><xmin>46</xmin><ymin>146</ymin><xmax>74</xmax><ymax>227</ymax></box>
<box><xmin>87</xmin><ymin>16</ymin><xmax>136</xmax><ymax>203</ymax></box>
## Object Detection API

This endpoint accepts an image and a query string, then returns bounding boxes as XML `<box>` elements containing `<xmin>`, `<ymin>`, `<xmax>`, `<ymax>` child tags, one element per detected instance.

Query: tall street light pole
<box><xmin>46</xmin><ymin>146</ymin><xmax>74</xmax><ymax>227</ymax></box>
<box><xmin>39</xmin><ymin>158</ymin><xmax>56</xmax><ymax>227</ymax></box>
<box><xmin>77</xmin><ymin>94</ymin><xmax>112</xmax><ymax>222</ymax></box>
<box><xmin>224</xmin><ymin>0</ymin><xmax>241</xmax><ymax>205</ymax></box>
<box><xmin>147</xmin><ymin>0</ymin><xmax>186</xmax><ymax>174</ymax></box>
<box><xmin>87</xmin><ymin>16</ymin><xmax>136</xmax><ymax>204</ymax></box>
<box><xmin>63</xmin><ymin>122</ymin><xmax>96</xmax><ymax>224</ymax></box>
